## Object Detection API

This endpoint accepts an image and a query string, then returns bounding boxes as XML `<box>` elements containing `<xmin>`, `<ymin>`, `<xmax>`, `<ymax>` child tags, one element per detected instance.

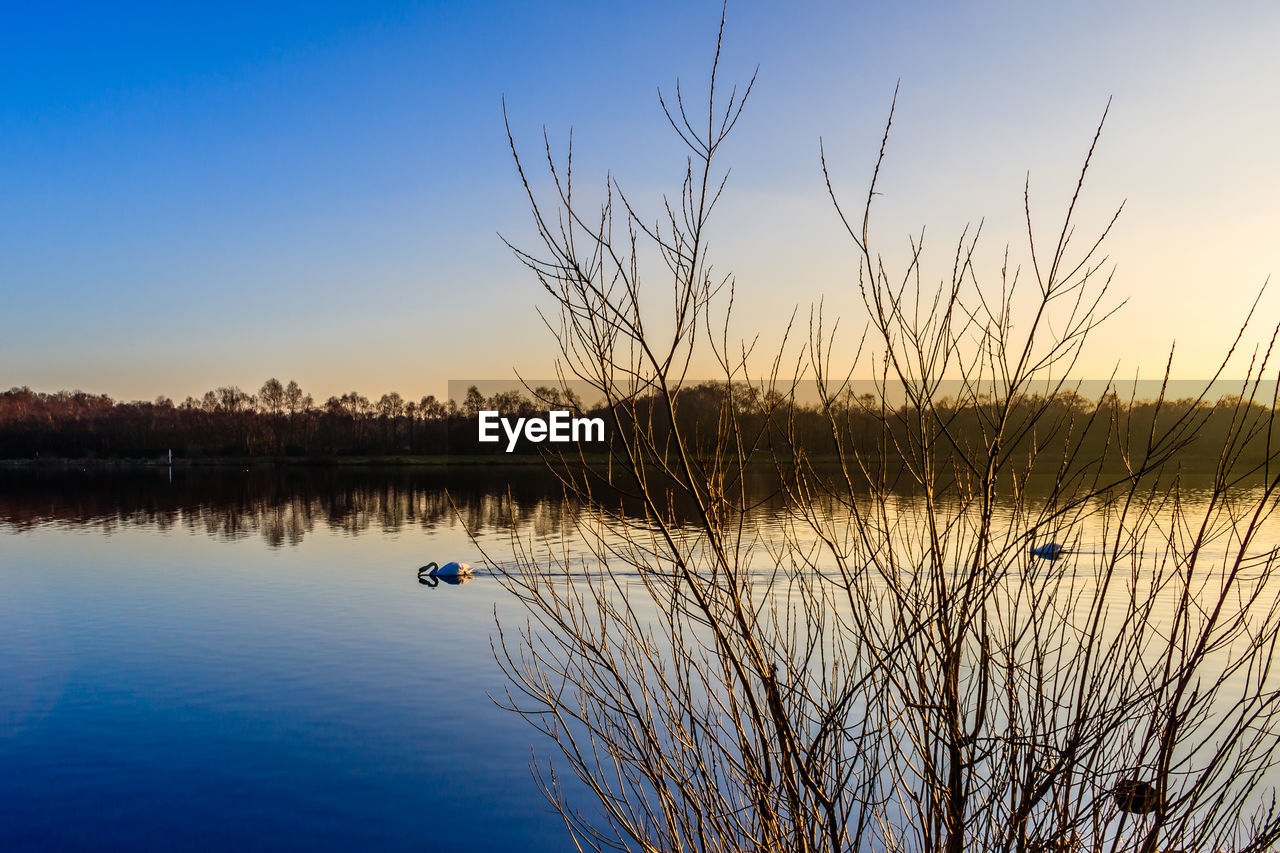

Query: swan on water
<box><xmin>418</xmin><ymin>561</ymin><xmax>474</xmax><ymax>578</ymax></box>
<box><xmin>1030</xmin><ymin>542</ymin><xmax>1066</xmax><ymax>561</ymax></box>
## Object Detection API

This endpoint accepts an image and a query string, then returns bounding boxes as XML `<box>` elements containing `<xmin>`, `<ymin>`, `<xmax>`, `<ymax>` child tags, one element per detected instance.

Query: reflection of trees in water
<box><xmin>0</xmin><ymin>468</ymin><xmax>616</xmax><ymax>546</ymax></box>
<box><xmin>0</xmin><ymin>467</ymin><xmax>1234</xmax><ymax>551</ymax></box>
<box><xmin>0</xmin><ymin>466</ymin><xmax>1219</xmax><ymax>549</ymax></box>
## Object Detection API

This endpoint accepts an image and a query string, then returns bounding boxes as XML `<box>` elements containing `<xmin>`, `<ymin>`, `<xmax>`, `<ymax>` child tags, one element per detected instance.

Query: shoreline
<box><xmin>0</xmin><ymin>454</ymin><xmax>570</xmax><ymax>469</ymax></box>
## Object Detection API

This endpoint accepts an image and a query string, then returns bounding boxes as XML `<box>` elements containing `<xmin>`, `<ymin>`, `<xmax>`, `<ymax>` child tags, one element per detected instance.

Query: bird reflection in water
<box><xmin>418</xmin><ymin>572</ymin><xmax>473</xmax><ymax>587</ymax></box>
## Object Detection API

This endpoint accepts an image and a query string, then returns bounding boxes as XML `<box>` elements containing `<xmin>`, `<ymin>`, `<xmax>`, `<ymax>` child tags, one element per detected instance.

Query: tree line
<box><xmin>0</xmin><ymin>379</ymin><xmax>571</xmax><ymax>458</ymax></box>
<box><xmin>1</xmin><ymin>377</ymin><xmax>1275</xmax><ymax>468</ymax></box>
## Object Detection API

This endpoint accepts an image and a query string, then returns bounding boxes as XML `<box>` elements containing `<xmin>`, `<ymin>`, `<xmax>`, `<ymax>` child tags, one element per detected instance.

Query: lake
<box><xmin>0</xmin><ymin>467</ymin><xmax>616</xmax><ymax>851</ymax></box>
<box><xmin>2</xmin><ymin>466</ymin><xmax>1278</xmax><ymax>850</ymax></box>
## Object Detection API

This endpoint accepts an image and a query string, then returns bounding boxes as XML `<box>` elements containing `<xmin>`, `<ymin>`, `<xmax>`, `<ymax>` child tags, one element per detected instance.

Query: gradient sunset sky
<box><xmin>3</xmin><ymin>1</ymin><xmax>1278</xmax><ymax>403</ymax></box>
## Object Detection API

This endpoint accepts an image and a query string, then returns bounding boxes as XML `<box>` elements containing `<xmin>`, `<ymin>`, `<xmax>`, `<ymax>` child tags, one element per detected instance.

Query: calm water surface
<box><xmin>2</xmin><ymin>467</ymin><xmax>1277</xmax><ymax>850</ymax></box>
<box><xmin>0</xmin><ymin>468</ymin><xmax>607</xmax><ymax>852</ymax></box>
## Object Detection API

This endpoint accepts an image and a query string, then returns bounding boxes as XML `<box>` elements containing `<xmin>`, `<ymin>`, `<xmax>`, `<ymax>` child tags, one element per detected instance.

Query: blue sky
<box><xmin>2</xmin><ymin>1</ymin><xmax>1278</xmax><ymax>402</ymax></box>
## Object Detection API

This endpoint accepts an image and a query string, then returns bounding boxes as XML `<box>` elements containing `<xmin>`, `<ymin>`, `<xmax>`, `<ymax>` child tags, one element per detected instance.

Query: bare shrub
<box><xmin>485</xmin><ymin>13</ymin><xmax>1280</xmax><ymax>853</ymax></box>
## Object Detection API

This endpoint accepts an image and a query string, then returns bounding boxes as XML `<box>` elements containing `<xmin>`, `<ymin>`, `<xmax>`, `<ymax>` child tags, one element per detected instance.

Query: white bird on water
<box><xmin>418</xmin><ymin>561</ymin><xmax>474</xmax><ymax>578</ymax></box>
<box><xmin>1030</xmin><ymin>543</ymin><xmax>1066</xmax><ymax>561</ymax></box>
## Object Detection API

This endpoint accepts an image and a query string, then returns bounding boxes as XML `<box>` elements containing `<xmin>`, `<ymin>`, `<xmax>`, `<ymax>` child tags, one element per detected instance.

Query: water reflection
<box><xmin>0</xmin><ymin>465</ymin><xmax>1248</xmax><ymax>552</ymax></box>
<box><xmin>0</xmin><ymin>466</ymin><xmax>803</xmax><ymax>547</ymax></box>
<box><xmin>0</xmin><ymin>467</ymin><xmax>596</xmax><ymax>546</ymax></box>
<box><xmin>419</xmin><ymin>573</ymin><xmax>473</xmax><ymax>587</ymax></box>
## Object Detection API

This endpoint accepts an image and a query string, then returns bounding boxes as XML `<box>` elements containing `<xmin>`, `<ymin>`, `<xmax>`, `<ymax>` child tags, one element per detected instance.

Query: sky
<box><xmin>2</xmin><ymin>1</ymin><xmax>1278</xmax><ymax>404</ymax></box>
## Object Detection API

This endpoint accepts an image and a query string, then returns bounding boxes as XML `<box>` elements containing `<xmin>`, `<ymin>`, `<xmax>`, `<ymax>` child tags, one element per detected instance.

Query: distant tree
<box><xmin>377</xmin><ymin>392</ymin><xmax>405</xmax><ymax>419</ymax></box>
<box><xmin>255</xmin><ymin>379</ymin><xmax>287</xmax><ymax>452</ymax></box>
<box><xmin>404</xmin><ymin>400</ymin><xmax>418</xmax><ymax>449</ymax></box>
<box><xmin>215</xmin><ymin>386</ymin><xmax>251</xmax><ymax>413</ymax></box>
<box><xmin>281</xmin><ymin>380</ymin><xmax>312</xmax><ymax>450</ymax></box>
<box><xmin>487</xmin><ymin>389</ymin><xmax>532</xmax><ymax>415</ymax></box>
<box><xmin>258</xmin><ymin>379</ymin><xmax>285</xmax><ymax>416</ymax></box>
<box><xmin>340</xmin><ymin>392</ymin><xmax>370</xmax><ymax>418</ymax></box>
<box><xmin>419</xmin><ymin>395</ymin><xmax>445</xmax><ymax>419</ymax></box>
<box><xmin>377</xmin><ymin>392</ymin><xmax>405</xmax><ymax>449</ymax></box>
<box><xmin>283</xmin><ymin>380</ymin><xmax>309</xmax><ymax>415</ymax></box>
<box><xmin>463</xmin><ymin>385</ymin><xmax>485</xmax><ymax>417</ymax></box>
